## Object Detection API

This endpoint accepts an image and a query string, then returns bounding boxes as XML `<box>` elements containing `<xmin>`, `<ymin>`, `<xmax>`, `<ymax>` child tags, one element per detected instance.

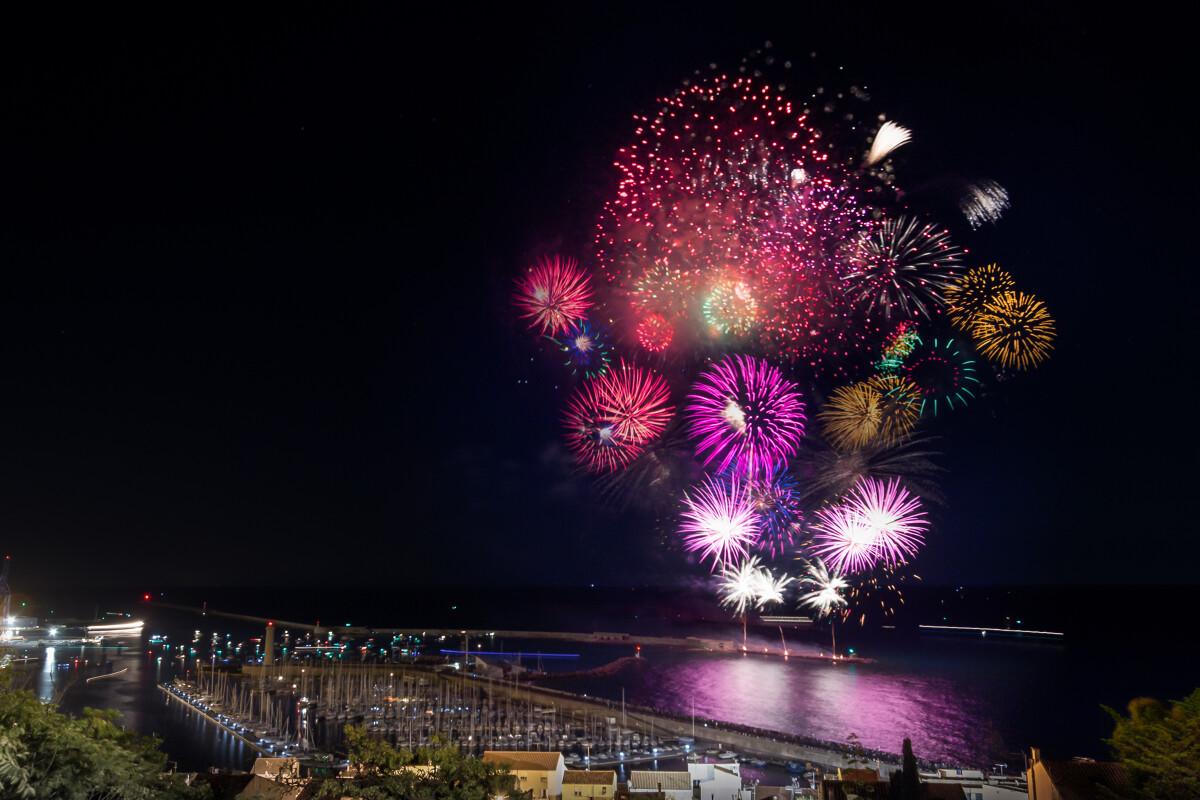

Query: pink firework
<box><xmin>513</xmin><ymin>255</ymin><xmax>593</xmax><ymax>335</ymax></box>
<box><xmin>679</xmin><ymin>475</ymin><xmax>760</xmax><ymax>571</ymax></box>
<box><xmin>811</xmin><ymin>476</ymin><xmax>927</xmax><ymax>573</ymax></box>
<box><xmin>636</xmin><ymin>313</ymin><xmax>674</xmax><ymax>353</ymax></box>
<box><xmin>563</xmin><ymin>380</ymin><xmax>639</xmax><ymax>473</ymax></box>
<box><xmin>686</xmin><ymin>355</ymin><xmax>806</xmax><ymax>478</ymax></box>
<box><xmin>562</xmin><ymin>360</ymin><xmax>673</xmax><ymax>472</ymax></box>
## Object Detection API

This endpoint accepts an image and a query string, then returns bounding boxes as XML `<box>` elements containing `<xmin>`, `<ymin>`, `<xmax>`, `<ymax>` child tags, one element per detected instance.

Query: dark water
<box><xmin>31</xmin><ymin>584</ymin><xmax>1200</xmax><ymax>773</ymax></box>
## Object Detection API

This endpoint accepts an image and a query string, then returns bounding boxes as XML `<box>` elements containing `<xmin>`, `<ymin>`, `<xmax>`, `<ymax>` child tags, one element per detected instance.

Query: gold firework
<box><xmin>865</xmin><ymin>374</ymin><xmax>922</xmax><ymax>444</ymax></box>
<box><xmin>971</xmin><ymin>291</ymin><xmax>1056</xmax><ymax>369</ymax></box>
<box><xmin>820</xmin><ymin>383</ymin><xmax>881</xmax><ymax>451</ymax></box>
<box><xmin>945</xmin><ymin>263</ymin><xmax>1016</xmax><ymax>331</ymax></box>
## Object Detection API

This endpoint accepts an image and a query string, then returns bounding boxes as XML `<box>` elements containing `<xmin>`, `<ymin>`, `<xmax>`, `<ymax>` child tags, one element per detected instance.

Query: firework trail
<box><xmin>865</xmin><ymin>120</ymin><xmax>912</xmax><ymax>166</ymax></box>
<box><xmin>960</xmin><ymin>180</ymin><xmax>1011</xmax><ymax>229</ymax></box>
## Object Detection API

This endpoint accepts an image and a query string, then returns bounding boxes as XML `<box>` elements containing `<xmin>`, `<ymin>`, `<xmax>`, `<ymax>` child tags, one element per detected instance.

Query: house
<box><xmin>628</xmin><ymin>769</ymin><xmax>694</xmax><ymax>800</ymax></box>
<box><xmin>563</xmin><ymin>769</ymin><xmax>617</xmax><ymax>798</ymax></box>
<box><xmin>918</xmin><ymin>767</ymin><xmax>1026</xmax><ymax>799</ymax></box>
<box><xmin>689</xmin><ymin>761</ymin><xmax>745</xmax><ymax>800</ymax></box>
<box><xmin>482</xmin><ymin>751</ymin><xmax>566</xmax><ymax>800</ymax></box>
<box><xmin>1025</xmin><ymin>748</ymin><xmax>1129</xmax><ymax>800</ymax></box>
<box><xmin>754</xmin><ymin>785</ymin><xmax>795</xmax><ymax>799</ymax></box>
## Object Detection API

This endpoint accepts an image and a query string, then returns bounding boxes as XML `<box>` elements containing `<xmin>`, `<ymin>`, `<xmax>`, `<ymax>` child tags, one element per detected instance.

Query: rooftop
<box><xmin>481</xmin><ymin>751</ymin><xmax>564</xmax><ymax>772</ymax></box>
<box><xmin>629</xmin><ymin>771</ymin><xmax>692</xmax><ymax>791</ymax></box>
<box><xmin>564</xmin><ymin>770</ymin><xmax>617</xmax><ymax>785</ymax></box>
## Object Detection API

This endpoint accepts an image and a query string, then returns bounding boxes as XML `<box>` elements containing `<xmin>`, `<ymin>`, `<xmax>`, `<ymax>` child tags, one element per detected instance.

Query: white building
<box><xmin>481</xmin><ymin>751</ymin><xmax>565</xmax><ymax>800</ymax></box>
<box><xmin>689</xmin><ymin>761</ymin><xmax>746</xmax><ymax>800</ymax></box>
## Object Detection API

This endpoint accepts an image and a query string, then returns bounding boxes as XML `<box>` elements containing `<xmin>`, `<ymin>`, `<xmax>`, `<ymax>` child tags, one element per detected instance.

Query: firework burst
<box><xmin>680</xmin><ymin>475</ymin><xmax>760</xmax><ymax>571</ymax></box>
<box><xmin>812</xmin><ymin>476</ymin><xmax>927</xmax><ymax>573</ymax></box>
<box><xmin>686</xmin><ymin>355</ymin><xmax>807</xmax><ymax>478</ymax></box>
<box><xmin>865</xmin><ymin>120</ymin><xmax>912</xmax><ymax>166</ymax></box>
<box><xmin>844</xmin><ymin>217</ymin><xmax>963</xmax><ymax>320</ymax></box>
<box><xmin>748</xmin><ymin>465</ymin><xmax>803</xmax><ymax>559</ymax></box>
<box><xmin>703</xmin><ymin>275</ymin><xmax>760</xmax><ymax>337</ymax></box>
<box><xmin>513</xmin><ymin>255</ymin><xmax>593</xmax><ymax>335</ymax></box>
<box><xmin>971</xmin><ymin>291</ymin><xmax>1056</xmax><ymax>370</ymax></box>
<box><xmin>636</xmin><ymin>313</ymin><xmax>674</xmax><ymax>353</ymax></box>
<box><xmin>864</xmin><ymin>373</ymin><xmax>921</xmax><ymax>444</ymax></box>
<box><xmin>902</xmin><ymin>335</ymin><xmax>979</xmax><ymax>415</ymax></box>
<box><xmin>819</xmin><ymin>383</ymin><xmax>882</xmax><ymax>452</ymax></box>
<box><xmin>562</xmin><ymin>360</ymin><xmax>673</xmax><ymax>472</ymax></box>
<box><xmin>945</xmin><ymin>264</ymin><xmax>1016</xmax><ymax>331</ymax></box>
<box><xmin>555</xmin><ymin>320</ymin><xmax>611</xmax><ymax>377</ymax></box>
<box><xmin>797</xmin><ymin>558</ymin><xmax>849</xmax><ymax>617</ymax></box>
<box><xmin>960</xmin><ymin>180</ymin><xmax>1011</xmax><ymax>229</ymax></box>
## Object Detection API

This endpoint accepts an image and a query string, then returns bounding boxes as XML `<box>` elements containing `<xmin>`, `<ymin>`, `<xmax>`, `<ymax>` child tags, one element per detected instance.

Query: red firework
<box><xmin>636</xmin><ymin>313</ymin><xmax>674</xmax><ymax>352</ymax></box>
<box><xmin>562</xmin><ymin>360</ymin><xmax>673</xmax><ymax>472</ymax></box>
<box><xmin>513</xmin><ymin>255</ymin><xmax>593</xmax><ymax>335</ymax></box>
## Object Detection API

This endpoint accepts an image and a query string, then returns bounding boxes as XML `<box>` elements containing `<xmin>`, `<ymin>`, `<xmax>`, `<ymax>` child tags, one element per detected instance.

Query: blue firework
<box><xmin>553</xmin><ymin>320</ymin><xmax>611</xmax><ymax>377</ymax></box>
<box><xmin>747</xmin><ymin>465</ymin><xmax>803</xmax><ymax>559</ymax></box>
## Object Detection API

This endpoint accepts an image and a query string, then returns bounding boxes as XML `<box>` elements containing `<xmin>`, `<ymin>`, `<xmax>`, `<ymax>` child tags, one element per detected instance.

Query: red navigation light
<box><xmin>267</xmin><ymin>620</ymin><xmax>274</xmax><ymax>627</ymax></box>
<box><xmin>142</xmin><ymin>593</ymin><xmax>152</xmax><ymax>601</ymax></box>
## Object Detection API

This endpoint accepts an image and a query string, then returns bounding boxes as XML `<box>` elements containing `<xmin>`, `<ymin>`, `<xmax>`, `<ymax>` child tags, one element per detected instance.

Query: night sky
<box><xmin>1</xmin><ymin>7</ymin><xmax>1194</xmax><ymax>592</ymax></box>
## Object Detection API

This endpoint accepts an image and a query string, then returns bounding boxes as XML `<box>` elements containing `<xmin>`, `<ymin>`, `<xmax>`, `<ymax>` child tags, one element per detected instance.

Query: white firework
<box><xmin>752</xmin><ymin>566</ymin><xmax>794</xmax><ymax>608</ymax></box>
<box><xmin>798</xmin><ymin>558</ymin><xmax>849</xmax><ymax>617</ymax></box>
<box><xmin>960</xmin><ymin>180</ymin><xmax>1011</xmax><ymax>229</ymax></box>
<box><xmin>719</xmin><ymin>557</ymin><xmax>764</xmax><ymax>615</ymax></box>
<box><xmin>865</xmin><ymin>120</ymin><xmax>912</xmax><ymax>166</ymax></box>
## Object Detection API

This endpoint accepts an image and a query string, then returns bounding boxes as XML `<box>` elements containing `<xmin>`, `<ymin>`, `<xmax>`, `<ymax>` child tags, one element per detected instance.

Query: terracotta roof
<box><xmin>482</xmin><ymin>751</ymin><xmax>564</xmax><ymax>771</ymax></box>
<box><xmin>564</xmin><ymin>770</ymin><xmax>617</xmax><ymax>785</ymax></box>
<box><xmin>629</xmin><ymin>771</ymin><xmax>693</xmax><ymax>791</ymax></box>
<box><xmin>1043</xmin><ymin>758</ymin><xmax>1130</xmax><ymax>800</ymax></box>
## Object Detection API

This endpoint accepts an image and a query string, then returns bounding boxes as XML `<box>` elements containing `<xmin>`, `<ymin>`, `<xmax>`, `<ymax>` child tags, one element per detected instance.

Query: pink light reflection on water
<box><xmin>631</xmin><ymin>653</ymin><xmax>995</xmax><ymax>764</ymax></box>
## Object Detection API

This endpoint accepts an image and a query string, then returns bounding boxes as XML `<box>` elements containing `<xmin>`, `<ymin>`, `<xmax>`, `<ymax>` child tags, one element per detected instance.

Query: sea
<box><xmin>21</xmin><ymin>584</ymin><xmax>1199</xmax><ymax>776</ymax></box>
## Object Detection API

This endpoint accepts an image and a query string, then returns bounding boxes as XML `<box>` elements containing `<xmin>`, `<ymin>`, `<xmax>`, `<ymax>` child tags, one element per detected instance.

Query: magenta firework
<box><xmin>686</xmin><ymin>355</ymin><xmax>806</xmax><ymax>479</ymax></box>
<box><xmin>812</xmin><ymin>476</ymin><xmax>928</xmax><ymax>572</ymax></box>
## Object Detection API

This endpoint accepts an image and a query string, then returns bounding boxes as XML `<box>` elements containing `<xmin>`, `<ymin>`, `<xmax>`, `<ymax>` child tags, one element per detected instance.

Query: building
<box><xmin>1026</xmin><ymin>748</ymin><xmax>1129</xmax><ymax>800</ymax></box>
<box><xmin>689</xmin><ymin>761</ymin><xmax>745</xmax><ymax>800</ymax></box>
<box><xmin>562</xmin><ymin>769</ymin><xmax>617</xmax><ymax>798</ymax></box>
<box><xmin>482</xmin><ymin>751</ymin><xmax>565</xmax><ymax>800</ymax></box>
<box><xmin>819</xmin><ymin>768</ymin><xmax>886</xmax><ymax>800</ymax></box>
<box><xmin>629</xmin><ymin>770</ymin><xmax>694</xmax><ymax>800</ymax></box>
<box><xmin>918</xmin><ymin>767</ymin><xmax>1026</xmax><ymax>799</ymax></box>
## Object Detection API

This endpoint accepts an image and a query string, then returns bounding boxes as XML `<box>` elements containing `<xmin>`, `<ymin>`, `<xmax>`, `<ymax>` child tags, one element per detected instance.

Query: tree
<box><xmin>1105</xmin><ymin>689</ymin><xmax>1200</xmax><ymax>800</ymax></box>
<box><xmin>891</xmin><ymin>738</ymin><xmax>919</xmax><ymax>800</ymax></box>
<box><xmin>313</xmin><ymin>726</ymin><xmax>530</xmax><ymax>800</ymax></box>
<box><xmin>0</xmin><ymin>686</ymin><xmax>208</xmax><ymax>799</ymax></box>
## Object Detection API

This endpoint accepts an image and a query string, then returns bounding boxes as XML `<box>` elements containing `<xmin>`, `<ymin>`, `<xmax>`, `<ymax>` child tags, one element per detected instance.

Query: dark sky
<box><xmin>1</xmin><ymin>7</ymin><xmax>1194</xmax><ymax>592</ymax></box>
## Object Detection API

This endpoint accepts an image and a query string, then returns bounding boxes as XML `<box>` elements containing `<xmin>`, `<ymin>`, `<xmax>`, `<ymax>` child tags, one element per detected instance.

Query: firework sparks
<box><xmin>562</xmin><ymin>380</ymin><xmax>639</xmax><ymax>473</ymax></box>
<box><xmin>971</xmin><ymin>291</ymin><xmax>1056</xmax><ymax>370</ymax></box>
<box><xmin>686</xmin><ymin>355</ymin><xmax>807</xmax><ymax>478</ymax></box>
<box><xmin>513</xmin><ymin>255</ymin><xmax>593</xmax><ymax>335</ymax></box>
<box><xmin>945</xmin><ymin>263</ymin><xmax>1016</xmax><ymax>331</ymax></box>
<box><xmin>718</xmin><ymin>557</ymin><xmax>764</xmax><ymax>615</ymax></box>
<box><xmin>812</xmin><ymin>476</ymin><xmax>927</xmax><ymax>573</ymax></box>
<box><xmin>960</xmin><ymin>180</ymin><xmax>1011</xmax><ymax>229</ymax></box>
<box><xmin>841</xmin><ymin>564</ymin><xmax>921</xmax><ymax>626</ymax></box>
<box><xmin>844</xmin><ymin>217</ymin><xmax>963</xmax><ymax>320</ymax></box>
<box><xmin>798</xmin><ymin>558</ymin><xmax>849</xmax><ymax>617</ymax></box>
<box><xmin>680</xmin><ymin>475</ymin><xmax>760</xmax><ymax>571</ymax></box>
<box><xmin>865</xmin><ymin>120</ymin><xmax>912</xmax><ymax>166</ymax></box>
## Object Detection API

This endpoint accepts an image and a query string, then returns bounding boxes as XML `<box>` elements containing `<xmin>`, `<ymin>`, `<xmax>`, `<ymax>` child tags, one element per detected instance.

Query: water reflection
<box><xmin>39</xmin><ymin>646</ymin><xmax>56</xmax><ymax>701</ymax></box>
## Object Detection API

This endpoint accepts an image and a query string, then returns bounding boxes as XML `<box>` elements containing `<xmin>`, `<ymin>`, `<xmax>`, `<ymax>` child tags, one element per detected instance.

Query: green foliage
<box><xmin>1105</xmin><ymin>689</ymin><xmax>1200</xmax><ymax>800</ymax></box>
<box><xmin>0</xmin><ymin>687</ymin><xmax>208</xmax><ymax>799</ymax></box>
<box><xmin>313</xmin><ymin>726</ymin><xmax>530</xmax><ymax>800</ymax></box>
